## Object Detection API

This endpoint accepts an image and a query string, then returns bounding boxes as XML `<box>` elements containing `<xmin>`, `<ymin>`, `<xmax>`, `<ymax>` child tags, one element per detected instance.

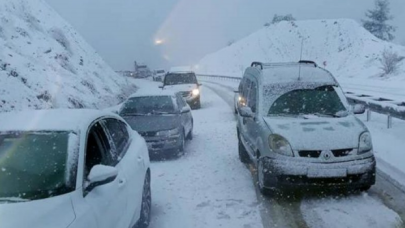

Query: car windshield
<box><xmin>268</xmin><ymin>85</ymin><xmax>347</xmax><ymax>117</ymax></box>
<box><xmin>164</xmin><ymin>73</ymin><xmax>197</xmax><ymax>85</ymax></box>
<box><xmin>0</xmin><ymin>131</ymin><xmax>76</xmax><ymax>202</ymax></box>
<box><xmin>120</xmin><ymin>96</ymin><xmax>176</xmax><ymax>115</ymax></box>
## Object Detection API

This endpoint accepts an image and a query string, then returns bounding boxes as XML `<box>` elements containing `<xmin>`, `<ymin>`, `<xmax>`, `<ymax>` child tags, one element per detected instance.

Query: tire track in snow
<box><xmin>204</xmin><ymin>82</ymin><xmax>309</xmax><ymax>228</ymax></box>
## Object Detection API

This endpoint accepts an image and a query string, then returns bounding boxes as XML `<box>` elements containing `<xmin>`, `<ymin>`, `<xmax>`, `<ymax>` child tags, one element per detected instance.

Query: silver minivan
<box><xmin>236</xmin><ymin>61</ymin><xmax>376</xmax><ymax>195</ymax></box>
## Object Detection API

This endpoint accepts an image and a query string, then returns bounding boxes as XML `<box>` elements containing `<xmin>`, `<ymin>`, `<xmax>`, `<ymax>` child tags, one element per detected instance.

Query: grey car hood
<box><xmin>263</xmin><ymin>115</ymin><xmax>367</xmax><ymax>150</ymax></box>
<box><xmin>123</xmin><ymin>115</ymin><xmax>180</xmax><ymax>132</ymax></box>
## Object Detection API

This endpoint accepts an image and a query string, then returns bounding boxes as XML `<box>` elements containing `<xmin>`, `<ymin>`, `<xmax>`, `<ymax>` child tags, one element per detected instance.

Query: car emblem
<box><xmin>323</xmin><ymin>151</ymin><xmax>332</xmax><ymax>160</ymax></box>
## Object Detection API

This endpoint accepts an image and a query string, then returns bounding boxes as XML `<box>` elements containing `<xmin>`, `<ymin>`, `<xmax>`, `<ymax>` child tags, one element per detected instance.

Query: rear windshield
<box><xmin>120</xmin><ymin>96</ymin><xmax>176</xmax><ymax>115</ymax></box>
<box><xmin>157</xmin><ymin>70</ymin><xmax>165</xmax><ymax>74</ymax></box>
<box><xmin>164</xmin><ymin>73</ymin><xmax>197</xmax><ymax>85</ymax></box>
<box><xmin>0</xmin><ymin>131</ymin><xmax>76</xmax><ymax>201</ymax></box>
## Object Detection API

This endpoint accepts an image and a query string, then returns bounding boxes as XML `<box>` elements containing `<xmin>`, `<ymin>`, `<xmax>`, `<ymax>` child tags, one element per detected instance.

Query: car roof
<box><xmin>128</xmin><ymin>89</ymin><xmax>177</xmax><ymax>98</ymax></box>
<box><xmin>167</xmin><ymin>71</ymin><xmax>195</xmax><ymax>74</ymax></box>
<box><xmin>0</xmin><ymin>109</ymin><xmax>114</xmax><ymax>132</ymax></box>
<box><xmin>246</xmin><ymin>62</ymin><xmax>337</xmax><ymax>85</ymax></box>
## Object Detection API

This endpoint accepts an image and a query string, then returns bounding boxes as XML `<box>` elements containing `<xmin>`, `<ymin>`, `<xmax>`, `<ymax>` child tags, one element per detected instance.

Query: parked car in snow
<box><xmin>119</xmin><ymin>90</ymin><xmax>193</xmax><ymax>157</ymax></box>
<box><xmin>236</xmin><ymin>61</ymin><xmax>376</xmax><ymax>195</ymax></box>
<box><xmin>160</xmin><ymin>71</ymin><xmax>202</xmax><ymax>109</ymax></box>
<box><xmin>153</xmin><ymin>70</ymin><xmax>166</xmax><ymax>81</ymax></box>
<box><xmin>0</xmin><ymin>109</ymin><xmax>151</xmax><ymax>228</ymax></box>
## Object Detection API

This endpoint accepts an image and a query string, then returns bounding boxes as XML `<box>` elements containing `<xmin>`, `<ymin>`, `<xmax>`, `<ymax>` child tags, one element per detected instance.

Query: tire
<box><xmin>238</xmin><ymin>138</ymin><xmax>250</xmax><ymax>164</ymax></box>
<box><xmin>359</xmin><ymin>185</ymin><xmax>372</xmax><ymax>192</ymax></box>
<box><xmin>192</xmin><ymin>99</ymin><xmax>201</xmax><ymax>109</ymax></box>
<box><xmin>178</xmin><ymin>131</ymin><xmax>185</xmax><ymax>152</ymax></box>
<box><xmin>186</xmin><ymin>123</ymin><xmax>193</xmax><ymax>140</ymax></box>
<box><xmin>136</xmin><ymin>172</ymin><xmax>151</xmax><ymax>228</ymax></box>
<box><xmin>257</xmin><ymin>158</ymin><xmax>275</xmax><ymax>196</ymax></box>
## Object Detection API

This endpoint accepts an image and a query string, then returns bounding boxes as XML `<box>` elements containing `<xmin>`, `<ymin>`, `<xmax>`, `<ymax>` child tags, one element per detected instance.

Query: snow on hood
<box><xmin>163</xmin><ymin>84</ymin><xmax>198</xmax><ymax>92</ymax></box>
<box><xmin>123</xmin><ymin>115</ymin><xmax>180</xmax><ymax>132</ymax></box>
<box><xmin>0</xmin><ymin>193</ymin><xmax>75</xmax><ymax>228</ymax></box>
<box><xmin>263</xmin><ymin>115</ymin><xmax>366</xmax><ymax>150</ymax></box>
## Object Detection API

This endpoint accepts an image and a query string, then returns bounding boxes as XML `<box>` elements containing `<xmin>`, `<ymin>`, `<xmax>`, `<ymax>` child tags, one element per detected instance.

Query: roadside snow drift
<box><xmin>0</xmin><ymin>0</ymin><xmax>136</xmax><ymax>112</ymax></box>
<box><xmin>198</xmin><ymin>19</ymin><xmax>405</xmax><ymax>84</ymax></box>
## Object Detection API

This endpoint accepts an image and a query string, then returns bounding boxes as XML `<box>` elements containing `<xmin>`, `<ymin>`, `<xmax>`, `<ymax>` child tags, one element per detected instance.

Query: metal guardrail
<box><xmin>198</xmin><ymin>74</ymin><xmax>405</xmax><ymax>128</ymax></box>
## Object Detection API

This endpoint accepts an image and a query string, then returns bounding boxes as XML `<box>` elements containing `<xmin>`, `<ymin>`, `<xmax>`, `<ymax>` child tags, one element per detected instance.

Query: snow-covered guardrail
<box><xmin>197</xmin><ymin>74</ymin><xmax>405</xmax><ymax>128</ymax></box>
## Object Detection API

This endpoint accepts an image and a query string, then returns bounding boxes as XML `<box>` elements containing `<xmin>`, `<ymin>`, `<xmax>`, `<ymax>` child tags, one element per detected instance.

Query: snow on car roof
<box><xmin>0</xmin><ymin>109</ymin><xmax>112</xmax><ymax>132</ymax></box>
<box><xmin>261</xmin><ymin>65</ymin><xmax>337</xmax><ymax>85</ymax></box>
<box><xmin>128</xmin><ymin>88</ymin><xmax>177</xmax><ymax>98</ymax></box>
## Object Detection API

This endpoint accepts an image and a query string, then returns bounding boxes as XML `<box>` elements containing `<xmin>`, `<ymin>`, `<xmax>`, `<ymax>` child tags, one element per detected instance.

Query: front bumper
<box><xmin>261</xmin><ymin>156</ymin><xmax>376</xmax><ymax>189</ymax></box>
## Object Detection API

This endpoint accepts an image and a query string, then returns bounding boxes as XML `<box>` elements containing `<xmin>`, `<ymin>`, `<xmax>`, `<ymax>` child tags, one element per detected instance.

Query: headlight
<box><xmin>156</xmin><ymin>128</ymin><xmax>180</xmax><ymax>137</ymax></box>
<box><xmin>358</xmin><ymin>132</ymin><xmax>373</xmax><ymax>154</ymax></box>
<box><xmin>192</xmin><ymin>89</ymin><xmax>200</xmax><ymax>96</ymax></box>
<box><xmin>268</xmin><ymin>134</ymin><xmax>294</xmax><ymax>157</ymax></box>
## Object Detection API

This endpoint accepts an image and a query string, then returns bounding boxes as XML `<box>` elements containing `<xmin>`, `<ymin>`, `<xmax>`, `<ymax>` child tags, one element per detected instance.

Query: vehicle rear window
<box><xmin>120</xmin><ymin>96</ymin><xmax>176</xmax><ymax>115</ymax></box>
<box><xmin>164</xmin><ymin>73</ymin><xmax>197</xmax><ymax>85</ymax></box>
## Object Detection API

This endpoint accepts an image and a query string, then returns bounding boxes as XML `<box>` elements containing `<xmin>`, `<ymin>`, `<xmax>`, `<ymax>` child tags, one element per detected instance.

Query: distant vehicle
<box><xmin>0</xmin><ymin>109</ymin><xmax>151</xmax><ymax>228</ymax></box>
<box><xmin>137</xmin><ymin>65</ymin><xmax>152</xmax><ymax>78</ymax></box>
<box><xmin>153</xmin><ymin>69</ymin><xmax>166</xmax><ymax>81</ymax></box>
<box><xmin>119</xmin><ymin>90</ymin><xmax>193</xmax><ymax>157</ymax></box>
<box><xmin>236</xmin><ymin>61</ymin><xmax>376</xmax><ymax>195</ymax></box>
<box><xmin>160</xmin><ymin>71</ymin><xmax>202</xmax><ymax>109</ymax></box>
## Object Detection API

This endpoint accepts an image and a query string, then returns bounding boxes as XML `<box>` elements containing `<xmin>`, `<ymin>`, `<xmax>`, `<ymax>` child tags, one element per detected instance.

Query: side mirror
<box><xmin>234</xmin><ymin>90</ymin><xmax>239</xmax><ymax>93</ymax></box>
<box><xmin>353</xmin><ymin>104</ymin><xmax>366</xmax><ymax>114</ymax></box>
<box><xmin>181</xmin><ymin>106</ymin><xmax>191</xmax><ymax>113</ymax></box>
<box><xmin>158</xmin><ymin>85</ymin><xmax>164</xmax><ymax>89</ymax></box>
<box><xmin>85</xmin><ymin>165</ymin><xmax>118</xmax><ymax>194</ymax></box>
<box><xmin>238</xmin><ymin>107</ymin><xmax>254</xmax><ymax>118</ymax></box>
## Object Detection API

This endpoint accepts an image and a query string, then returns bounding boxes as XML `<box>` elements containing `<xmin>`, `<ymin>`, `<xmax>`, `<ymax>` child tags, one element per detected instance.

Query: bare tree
<box><xmin>379</xmin><ymin>48</ymin><xmax>404</xmax><ymax>76</ymax></box>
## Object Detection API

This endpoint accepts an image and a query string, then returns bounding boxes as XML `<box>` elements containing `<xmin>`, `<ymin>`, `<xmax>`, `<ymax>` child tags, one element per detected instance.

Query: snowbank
<box><xmin>198</xmin><ymin>19</ymin><xmax>405</xmax><ymax>85</ymax></box>
<box><xmin>0</xmin><ymin>0</ymin><xmax>137</xmax><ymax>112</ymax></box>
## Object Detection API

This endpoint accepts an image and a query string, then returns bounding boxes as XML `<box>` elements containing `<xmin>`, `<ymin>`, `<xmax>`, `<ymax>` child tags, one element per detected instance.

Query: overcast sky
<box><xmin>45</xmin><ymin>0</ymin><xmax>405</xmax><ymax>70</ymax></box>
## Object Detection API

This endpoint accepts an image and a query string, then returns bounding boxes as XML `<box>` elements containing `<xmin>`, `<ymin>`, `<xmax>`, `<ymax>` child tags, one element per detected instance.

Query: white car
<box><xmin>0</xmin><ymin>109</ymin><xmax>151</xmax><ymax>228</ymax></box>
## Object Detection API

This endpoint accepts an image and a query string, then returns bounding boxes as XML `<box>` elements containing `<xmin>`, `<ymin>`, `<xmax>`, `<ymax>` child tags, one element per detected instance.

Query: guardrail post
<box><xmin>366</xmin><ymin>110</ymin><xmax>371</xmax><ymax>122</ymax></box>
<box><xmin>387</xmin><ymin>115</ymin><xmax>392</xmax><ymax>129</ymax></box>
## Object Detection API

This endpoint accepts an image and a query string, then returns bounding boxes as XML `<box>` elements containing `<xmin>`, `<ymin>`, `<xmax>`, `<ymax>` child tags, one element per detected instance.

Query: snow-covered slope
<box><xmin>0</xmin><ymin>0</ymin><xmax>136</xmax><ymax>112</ymax></box>
<box><xmin>198</xmin><ymin>19</ymin><xmax>405</xmax><ymax>84</ymax></box>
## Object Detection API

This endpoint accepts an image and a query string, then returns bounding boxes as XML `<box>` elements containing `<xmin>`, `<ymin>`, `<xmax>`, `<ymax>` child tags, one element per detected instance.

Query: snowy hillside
<box><xmin>198</xmin><ymin>19</ymin><xmax>405</xmax><ymax>84</ymax></box>
<box><xmin>0</xmin><ymin>0</ymin><xmax>136</xmax><ymax>112</ymax></box>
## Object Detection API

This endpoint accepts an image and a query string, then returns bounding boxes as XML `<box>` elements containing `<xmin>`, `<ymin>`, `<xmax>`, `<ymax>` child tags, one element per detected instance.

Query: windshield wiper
<box><xmin>312</xmin><ymin>111</ymin><xmax>348</xmax><ymax>118</ymax></box>
<box><xmin>122</xmin><ymin>113</ymin><xmax>147</xmax><ymax>116</ymax></box>
<box><xmin>0</xmin><ymin>197</ymin><xmax>30</xmax><ymax>203</ymax></box>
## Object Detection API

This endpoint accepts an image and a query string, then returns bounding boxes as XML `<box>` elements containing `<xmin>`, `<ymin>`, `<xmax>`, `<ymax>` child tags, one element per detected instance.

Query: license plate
<box><xmin>307</xmin><ymin>168</ymin><xmax>347</xmax><ymax>178</ymax></box>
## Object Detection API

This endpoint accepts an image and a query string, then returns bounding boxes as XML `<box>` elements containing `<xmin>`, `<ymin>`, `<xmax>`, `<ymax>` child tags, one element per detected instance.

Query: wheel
<box><xmin>257</xmin><ymin>158</ymin><xmax>275</xmax><ymax>196</ymax></box>
<box><xmin>238</xmin><ymin>138</ymin><xmax>250</xmax><ymax>163</ymax></box>
<box><xmin>234</xmin><ymin>107</ymin><xmax>238</xmax><ymax>114</ymax></box>
<box><xmin>178</xmin><ymin>130</ymin><xmax>185</xmax><ymax>152</ymax></box>
<box><xmin>192</xmin><ymin>99</ymin><xmax>201</xmax><ymax>109</ymax></box>
<box><xmin>186</xmin><ymin>123</ymin><xmax>193</xmax><ymax>140</ymax></box>
<box><xmin>136</xmin><ymin>172</ymin><xmax>151</xmax><ymax>228</ymax></box>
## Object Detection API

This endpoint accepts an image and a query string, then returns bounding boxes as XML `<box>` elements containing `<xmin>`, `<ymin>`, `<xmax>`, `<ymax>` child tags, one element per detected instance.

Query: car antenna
<box><xmin>298</xmin><ymin>38</ymin><xmax>304</xmax><ymax>81</ymax></box>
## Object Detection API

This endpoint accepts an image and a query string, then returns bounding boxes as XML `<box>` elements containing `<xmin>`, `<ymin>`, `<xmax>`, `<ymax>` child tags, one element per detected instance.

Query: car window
<box><xmin>247</xmin><ymin>81</ymin><xmax>257</xmax><ymax>112</ymax></box>
<box><xmin>268</xmin><ymin>85</ymin><xmax>346</xmax><ymax>116</ymax></box>
<box><xmin>103</xmin><ymin>119</ymin><xmax>130</xmax><ymax>161</ymax></box>
<box><xmin>164</xmin><ymin>73</ymin><xmax>197</xmax><ymax>85</ymax></box>
<box><xmin>85</xmin><ymin>122</ymin><xmax>111</xmax><ymax>175</ymax></box>
<box><xmin>120</xmin><ymin>96</ymin><xmax>176</xmax><ymax>115</ymax></box>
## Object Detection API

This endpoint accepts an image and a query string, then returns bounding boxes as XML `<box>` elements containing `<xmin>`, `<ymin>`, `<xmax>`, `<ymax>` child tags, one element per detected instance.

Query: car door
<box><xmin>239</xmin><ymin>78</ymin><xmax>254</xmax><ymax>154</ymax></box>
<box><xmin>176</xmin><ymin>94</ymin><xmax>192</xmax><ymax>135</ymax></box>
<box><xmin>102</xmin><ymin>118</ymin><xmax>145</xmax><ymax>225</ymax></box>
<box><xmin>245</xmin><ymin>80</ymin><xmax>260</xmax><ymax>161</ymax></box>
<box><xmin>83</xmin><ymin>120</ymin><xmax>129</xmax><ymax>228</ymax></box>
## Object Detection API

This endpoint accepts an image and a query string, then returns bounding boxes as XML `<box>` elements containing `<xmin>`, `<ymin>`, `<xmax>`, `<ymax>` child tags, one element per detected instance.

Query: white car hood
<box><xmin>0</xmin><ymin>194</ymin><xmax>75</xmax><ymax>228</ymax></box>
<box><xmin>263</xmin><ymin>115</ymin><xmax>366</xmax><ymax>150</ymax></box>
<box><xmin>164</xmin><ymin>84</ymin><xmax>197</xmax><ymax>92</ymax></box>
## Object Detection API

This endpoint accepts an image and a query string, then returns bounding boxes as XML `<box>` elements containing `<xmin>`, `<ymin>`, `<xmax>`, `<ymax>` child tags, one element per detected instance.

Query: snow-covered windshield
<box><xmin>0</xmin><ymin>131</ymin><xmax>76</xmax><ymax>202</ymax></box>
<box><xmin>268</xmin><ymin>85</ymin><xmax>347</xmax><ymax>117</ymax></box>
<box><xmin>164</xmin><ymin>73</ymin><xmax>197</xmax><ymax>85</ymax></box>
<box><xmin>120</xmin><ymin>96</ymin><xmax>176</xmax><ymax>115</ymax></box>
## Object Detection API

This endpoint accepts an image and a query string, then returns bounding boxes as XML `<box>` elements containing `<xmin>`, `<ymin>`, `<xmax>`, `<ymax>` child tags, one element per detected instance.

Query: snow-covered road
<box><xmin>148</xmin><ymin>86</ymin><xmax>263</xmax><ymax>228</ymax></box>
